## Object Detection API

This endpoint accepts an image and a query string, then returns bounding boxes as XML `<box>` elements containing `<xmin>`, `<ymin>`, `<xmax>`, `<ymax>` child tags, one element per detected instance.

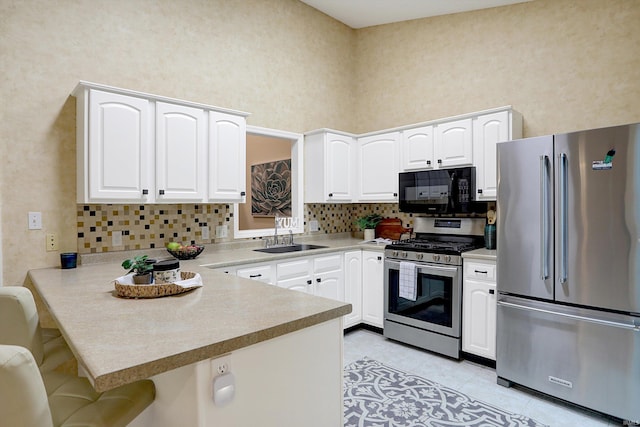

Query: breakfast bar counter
<box><xmin>28</xmin><ymin>260</ymin><xmax>351</xmax><ymax>426</ymax></box>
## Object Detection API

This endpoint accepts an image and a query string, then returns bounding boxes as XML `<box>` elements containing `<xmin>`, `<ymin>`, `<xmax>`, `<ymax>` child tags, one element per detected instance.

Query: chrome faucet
<box><xmin>273</xmin><ymin>214</ymin><xmax>279</xmax><ymax>246</ymax></box>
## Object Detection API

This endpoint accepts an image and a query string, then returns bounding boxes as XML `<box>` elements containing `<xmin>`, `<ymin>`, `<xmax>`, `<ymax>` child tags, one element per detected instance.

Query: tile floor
<box><xmin>343</xmin><ymin>329</ymin><xmax>621</xmax><ymax>427</ymax></box>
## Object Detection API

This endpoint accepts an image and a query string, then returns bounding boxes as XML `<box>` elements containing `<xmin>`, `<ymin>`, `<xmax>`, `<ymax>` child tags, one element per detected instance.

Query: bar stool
<box><xmin>0</xmin><ymin>344</ymin><xmax>155</xmax><ymax>427</ymax></box>
<box><xmin>0</xmin><ymin>286</ymin><xmax>73</xmax><ymax>372</ymax></box>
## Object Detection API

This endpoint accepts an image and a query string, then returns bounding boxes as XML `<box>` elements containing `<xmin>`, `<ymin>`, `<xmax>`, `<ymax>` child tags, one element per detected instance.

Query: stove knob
<box><xmin>402</xmin><ymin>252</ymin><xmax>408</xmax><ymax>258</ymax></box>
<box><xmin>444</xmin><ymin>255</ymin><xmax>452</xmax><ymax>263</ymax></box>
<box><xmin>416</xmin><ymin>253</ymin><xmax>424</xmax><ymax>260</ymax></box>
<box><xmin>432</xmin><ymin>254</ymin><xmax>440</xmax><ymax>262</ymax></box>
<box><xmin>392</xmin><ymin>250</ymin><xmax>399</xmax><ymax>257</ymax></box>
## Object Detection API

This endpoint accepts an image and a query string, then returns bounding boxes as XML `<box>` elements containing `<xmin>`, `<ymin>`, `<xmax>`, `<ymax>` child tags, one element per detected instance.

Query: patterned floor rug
<box><xmin>344</xmin><ymin>358</ymin><xmax>547</xmax><ymax>427</ymax></box>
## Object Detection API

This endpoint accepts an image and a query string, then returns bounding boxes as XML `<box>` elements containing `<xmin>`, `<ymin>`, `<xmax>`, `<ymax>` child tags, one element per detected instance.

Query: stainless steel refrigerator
<box><xmin>496</xmin><ymin>123</ymin><xmax>640</xmax><ymax>423</ymax></box>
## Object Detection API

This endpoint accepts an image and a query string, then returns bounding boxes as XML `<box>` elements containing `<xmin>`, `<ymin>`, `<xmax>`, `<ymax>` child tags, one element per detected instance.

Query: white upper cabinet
<box><xmin>155</xmin><ymin>102</ymin><xmax>206</xmax><ymax>202</ymax></box>
<box><xmin>358</xmin><ymin>132</ymin><xmax>400</xmax><ymax>202</ymax></box>
<box><xmin>304</xmin><ymin>131</ymin><xmax>356</xmax><ymax>203</ymax></box>
<box><xmin>208</xmin><ymin>111</ymin><xmax>247</xmax><ymax>202</ymax></box>
<box><xmin>401</xmin><ymin>125</ymin><xmax>435</xmax><ymax>171</ymax></box>
<box><xmin>81</xmin><ymin>89</ymin><xmax>152</xmax><ymax>203</ymax></box>
<box><xmin>74</xmin><ymin>81</ymin><xmax>249</xmax><ymax>204</ymax></box>
<box><xmin>473</xmin><ymin>110</ymin><xmax>522</xmax><ymax>200</ymax></box>
<box><xmin>434</xmin><ymin>118</ymin><xmax>473</xmax><ymax>168</ymax></box>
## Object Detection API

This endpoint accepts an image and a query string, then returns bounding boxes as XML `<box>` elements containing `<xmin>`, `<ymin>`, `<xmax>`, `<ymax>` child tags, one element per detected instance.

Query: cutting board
<box><xmin>375</xmin><ymin>218</ymin><xmax>412</xmax><ymax>240</ymax></box>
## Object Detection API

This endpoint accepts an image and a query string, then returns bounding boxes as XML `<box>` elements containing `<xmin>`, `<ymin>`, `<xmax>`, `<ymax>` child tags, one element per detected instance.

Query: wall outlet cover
<box><xmin>216</xmin><ymin>225</ymin><xmax>228</xmax><ymax>238</ymax></box>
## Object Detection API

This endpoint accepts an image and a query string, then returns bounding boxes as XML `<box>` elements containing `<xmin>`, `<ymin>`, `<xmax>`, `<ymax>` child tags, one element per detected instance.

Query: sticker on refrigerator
<box><xmin>548</xmin><ymin>375</ymin><xmax>573</xmax><ymax>388</ymax></box>
<box><xmin>592</xmin><ymin>149</ymin><xmax>615</xmax><ymax>170</ymax></box>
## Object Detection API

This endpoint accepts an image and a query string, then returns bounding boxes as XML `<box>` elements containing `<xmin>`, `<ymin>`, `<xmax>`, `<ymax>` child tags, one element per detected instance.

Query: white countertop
<box><xmin>462</xmin><ymin>247</ymin><xmax>497</xmax><ymax>261</ymax></box>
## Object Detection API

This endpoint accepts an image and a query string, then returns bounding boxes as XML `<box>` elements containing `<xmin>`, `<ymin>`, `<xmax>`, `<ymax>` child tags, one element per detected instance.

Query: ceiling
<box><xmin>299</xmin><ymin>0</ymin><xmax>532</xmax><ymax>29</ymax></box>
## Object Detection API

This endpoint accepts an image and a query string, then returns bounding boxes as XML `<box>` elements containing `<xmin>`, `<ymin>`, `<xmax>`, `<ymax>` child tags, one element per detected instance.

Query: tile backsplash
<box><xmin>77</xmin><ymin>202</ymin><xmax>490</xmax><ymax>253</ymax></box>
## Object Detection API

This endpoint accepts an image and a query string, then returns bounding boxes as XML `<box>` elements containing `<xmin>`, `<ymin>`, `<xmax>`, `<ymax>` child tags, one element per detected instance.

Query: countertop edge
<box><xmin>462</xmin><ymin>248</ymin><xmax>497</xmax><ymax>261</ymax></box>
<box><xmin>91</xmin><ymin>303</ymin><xmax>351</xmax><ymax>392</ymax></box>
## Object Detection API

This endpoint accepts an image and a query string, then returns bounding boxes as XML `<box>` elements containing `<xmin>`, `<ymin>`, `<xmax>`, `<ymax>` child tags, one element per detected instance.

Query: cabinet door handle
<box><xmin>142</xmin><ymin>189</ymin><xmax>149</xmax><ymax>195</ymax></box>
<box><xmin>426</xmin><ymin>160</ymin><xmax>431</xmax><ymax>165</ymax></box>
<box><xmin>475</xmin><ymin>269</ymin><xmax>488</xmax><ymax>274</ymax></box>
<box><xmin>393</xmin><ymin>192</ymin><xmax>398</xmax><ymax>197</ymax></box>
<box><xmin>478</xmin><ymin>189</ymin><xmax>483</xmax><ymax>194</ymax></box>
<box><xmin>316</xmin><ymin>278</ymin><xmax>321</xmax><ymax>283</ymax></box>
<box><xmin>306</xmin><ymin>280</ymin><xmax>312</xmax><ymax>285</ymax></box>
<box><xmin>159</xmin><ymin>189</ymin><xmax>165</xmax><ymax>195</ymax></box>
<box><xmin>377</xmin><ymin>256</ymin><xmax>382</xmax><ymax>261</ymax></box>
<box><xmin>328</xmin><ymin>193</ymin><xmax>333</xmax><ymax>197</ymax></box>
<box><xmin>241</xmin><ymin>191</ymin><xmax>246</xmax><ymax>196</ymax></box>
<box><xmin>489</xmin><ymin>289</ymin><xmax>495</xmax><ymax>295</ymax></box>
<box><xmin>437</xmin><ymin>159</ymin><xmax>442</xmax><ymax>164</ymax></box>
<box><xmin>249</xmin><ymin>274</ymin><xmax>262</xmax><ymax>278</ymax></box>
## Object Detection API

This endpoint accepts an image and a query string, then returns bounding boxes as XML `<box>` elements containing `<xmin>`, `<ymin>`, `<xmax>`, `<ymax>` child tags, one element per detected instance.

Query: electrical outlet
<box><xmin>211</xmin><ymin>355</ymin><xmax>231</xmax><ymax>376</ymax></box>
<box><xmin>28</xmin><ymin>212</ymin><xmax>42</xmax><ymax>230</ymax></box>
<box><xmin>215</xmin><ymin>225</ymin><xmax>228</xmax><ymax>238</ymax></box>
<box><xmin>309</xmin><ymin>220</ymin><xmax>319</xmax><ymax>232</ymax></box>
<box><xmin>46</xmin><ymin>233</ymin><xmax>58</xmax><ymax>251</ymax></box>
<box><xmin>201</xmin><ymin>225</ymin><xmax>210</xmax><ymax>240</ymax></box>
<box><xmin>112</xmin><ymin>230</ymin><xmax>123</xmax><ymax>247</ymax></box>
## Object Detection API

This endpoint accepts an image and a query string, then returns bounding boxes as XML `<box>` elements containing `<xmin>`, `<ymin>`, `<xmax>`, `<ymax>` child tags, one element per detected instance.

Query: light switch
<box><xmin>28</xmin><ymin>212</ymin><xmax>42</xmax><ymax>230</ymax></box>
<box><xmin>212</xmin><ymin>372</ymin><xmax>235</xmax><ymax>406</ymax></box>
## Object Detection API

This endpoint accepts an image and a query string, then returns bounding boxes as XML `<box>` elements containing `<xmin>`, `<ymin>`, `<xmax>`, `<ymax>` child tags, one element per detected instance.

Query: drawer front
<box><xmin>277</xmin><ymin>258</ymin><xmax>312</xmax><ymax>280</ymax></box>
<box><xmin>314</xmin><ymin>254</ymin><xmax>342</xmax><ymax>274</ymax></box>
<box><xmin>237</xmin><ymin>264</ymin><xmax>273</xmax><ymax>284</ymax></box>
<box><xmin>465</xmin><ymin>261</ymin><xmax>496</xmax><ymax>281</ymax></box>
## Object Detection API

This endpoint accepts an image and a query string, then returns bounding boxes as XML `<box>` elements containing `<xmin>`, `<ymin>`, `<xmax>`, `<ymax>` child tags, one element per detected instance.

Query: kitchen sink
<box><xmin>253</xmin><ymin>244</ymin><xmax>328</xmax><ymax>254</ymax></box>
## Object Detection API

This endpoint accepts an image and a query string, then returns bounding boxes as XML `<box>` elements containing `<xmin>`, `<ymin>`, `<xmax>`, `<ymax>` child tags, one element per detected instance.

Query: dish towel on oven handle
<box><xmin>399</xmin><ymin>261</ymin><xmax>417</xmax><ymax>301</ymax></box>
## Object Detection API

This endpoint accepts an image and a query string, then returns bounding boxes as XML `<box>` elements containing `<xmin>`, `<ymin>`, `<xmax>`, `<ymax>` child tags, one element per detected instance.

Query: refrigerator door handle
<box><xmin>559</xmin><ymin>152</ymin><xmax>568</xmax><ymax>285</ymax></box>
<box><xmin>498</xmin><ymin>300</ymin><xmax>640</xmax><ymax>331</ymax></box>
<box><xmin>539</xmin><ymin>155</ymin><xmax>549</xmax><ymax>280</ymax></box>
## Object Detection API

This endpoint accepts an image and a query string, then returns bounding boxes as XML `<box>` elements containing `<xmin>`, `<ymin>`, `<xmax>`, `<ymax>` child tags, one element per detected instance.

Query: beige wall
<box><xmin>354</xmin><ymin>0</ymin><xmax>640</xmax><ymax>135</ymax></box>
<box><xmin>0</xmin><ymin>0</ymin><xmax>355</xmax><ymax>285</ymax></box>
<box><xmin>2</xmin><ymin>0</ymin><xmax>640</xmax><ymax>286</ymax></box>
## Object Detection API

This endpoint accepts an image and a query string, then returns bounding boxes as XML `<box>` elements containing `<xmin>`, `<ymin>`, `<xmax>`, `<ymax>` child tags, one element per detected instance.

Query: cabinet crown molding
<box><xmin>72</xmin><ymin>81</ymin><xmax>250</xmax><ymax>118</ymax></box>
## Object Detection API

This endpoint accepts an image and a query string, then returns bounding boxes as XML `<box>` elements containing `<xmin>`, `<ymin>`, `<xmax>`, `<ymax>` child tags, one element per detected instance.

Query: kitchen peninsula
<box><xmin>28</xmin><ymin>255</ymin><xmax>351</xmax><ymax>427</ymax></box>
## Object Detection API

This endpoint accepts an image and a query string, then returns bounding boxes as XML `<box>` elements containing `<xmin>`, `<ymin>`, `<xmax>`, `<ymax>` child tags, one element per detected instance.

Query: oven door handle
<box><xmin>416</xmin><ymin>263</ymin><xmax>460</xmax><ymax>276</ymax></box>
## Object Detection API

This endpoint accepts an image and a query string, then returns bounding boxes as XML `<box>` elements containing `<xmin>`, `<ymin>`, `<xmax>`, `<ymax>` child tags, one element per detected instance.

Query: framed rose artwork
<box><xmin>251</xmin><ymin>159</ymin><xmax>292</xmax><ymax>217</ymax></box>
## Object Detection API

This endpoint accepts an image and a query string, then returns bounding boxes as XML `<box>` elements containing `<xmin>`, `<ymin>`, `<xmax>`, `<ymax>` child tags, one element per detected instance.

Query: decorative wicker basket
<box><xmin>114</xmin><ymin>271</ymin><xmax>202</xmax><ymax>299</ymax></box>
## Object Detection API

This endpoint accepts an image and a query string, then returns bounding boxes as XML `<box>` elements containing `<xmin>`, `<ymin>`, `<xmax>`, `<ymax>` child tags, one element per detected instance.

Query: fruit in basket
<box><xmin>166</xmin><ymin>242</ymin><xmax>181</xmax><ymax>251</ymax></box>
<box><xmin>166</xmin><ymin>243</ymin><xmax>204</xmax><ymax>259</ymax></box>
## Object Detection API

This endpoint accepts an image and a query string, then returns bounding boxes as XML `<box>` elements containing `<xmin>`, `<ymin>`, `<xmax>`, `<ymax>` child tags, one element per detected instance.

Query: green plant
<box><xmin>355</xmin><ymin>213</ymin><xmax>383</xmax><ymax>230</ymax></box>
<box><xmin>121</xmin><ymin>255</ymin><xmax>154</xmax><ymax>276</ymax></box>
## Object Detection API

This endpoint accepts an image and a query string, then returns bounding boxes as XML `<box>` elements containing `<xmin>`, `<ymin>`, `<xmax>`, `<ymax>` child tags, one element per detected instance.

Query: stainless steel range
<box><xmin>383</xmin><ymin>217</ymin><xmax>484</xmax><ymax>359</ymax></box>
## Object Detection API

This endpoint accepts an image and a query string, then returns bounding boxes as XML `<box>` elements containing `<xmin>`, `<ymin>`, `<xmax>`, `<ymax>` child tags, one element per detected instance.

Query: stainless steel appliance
<box><xmin>384</xmin><ymin>217</ymin><xmax>484</xmax><ymax>359</ymax></box>
<box><xmin>399</xmin><ymin>167</ymin><xmax>476</xmax><ymax>214</ymax></box>
<box><xmin>496</xmin><ymin>123</ymin><xmax>640</xmax><ymax>423</ymax></box>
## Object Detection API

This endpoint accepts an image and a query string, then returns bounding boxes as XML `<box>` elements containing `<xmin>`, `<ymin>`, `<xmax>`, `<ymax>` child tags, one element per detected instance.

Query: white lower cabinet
<box><xmin>313</xmin><ymin>254</ymin><xmax>344</xmax><ymax>301</ymax></box>
<box><xmin>361</xmin><ymin>250</ymin><xmax>384</xmax><ymax>328</ymax></box>
<box><xmin>236</xmin><ymin>263</ymin><xmax>275</xmax><ymax>285</ymax></box>
<box><xmin>275</xmin><ymin>254</ymin><xmax>344</xmax><ymax>298</ymax></box>
<box><xmin>276</xmin><ymin>258</ymin><xmax>314</xmax><ymax>294</ymax></box>
<box><xmin>462</xmin><ymin>259</ymin><xmax>497</xmax><ymax>360</ymax></box>
<box><xmin>343</xmin><ymin>251</ymin><xmax>363</xmax><ymax>329</ymax></box>
<box><xmin>214</xmin><ymin>249</ymin><xmax>385</xmax><ymax>330</ymax></box>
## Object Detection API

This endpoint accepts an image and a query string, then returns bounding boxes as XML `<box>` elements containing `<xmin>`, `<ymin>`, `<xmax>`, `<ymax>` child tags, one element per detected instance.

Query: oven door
<box><xmin>384</xmin><ymin>258</ymin><xmax>461</xmax><ymax>337</ymax></box>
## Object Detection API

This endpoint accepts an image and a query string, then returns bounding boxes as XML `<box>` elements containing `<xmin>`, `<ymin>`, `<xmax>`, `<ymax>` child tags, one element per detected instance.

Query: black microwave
<box><xmin>398</xmin><ymin>167</ymin><xmax>476</xmax><ymax>214</ymax></box>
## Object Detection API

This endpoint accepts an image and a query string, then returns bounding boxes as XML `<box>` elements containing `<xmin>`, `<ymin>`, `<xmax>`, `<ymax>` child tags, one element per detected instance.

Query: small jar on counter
<box><xmin>153</xmin><ymin>259</ymin><xmax>180</xmax><ymax>284</ymax></box>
